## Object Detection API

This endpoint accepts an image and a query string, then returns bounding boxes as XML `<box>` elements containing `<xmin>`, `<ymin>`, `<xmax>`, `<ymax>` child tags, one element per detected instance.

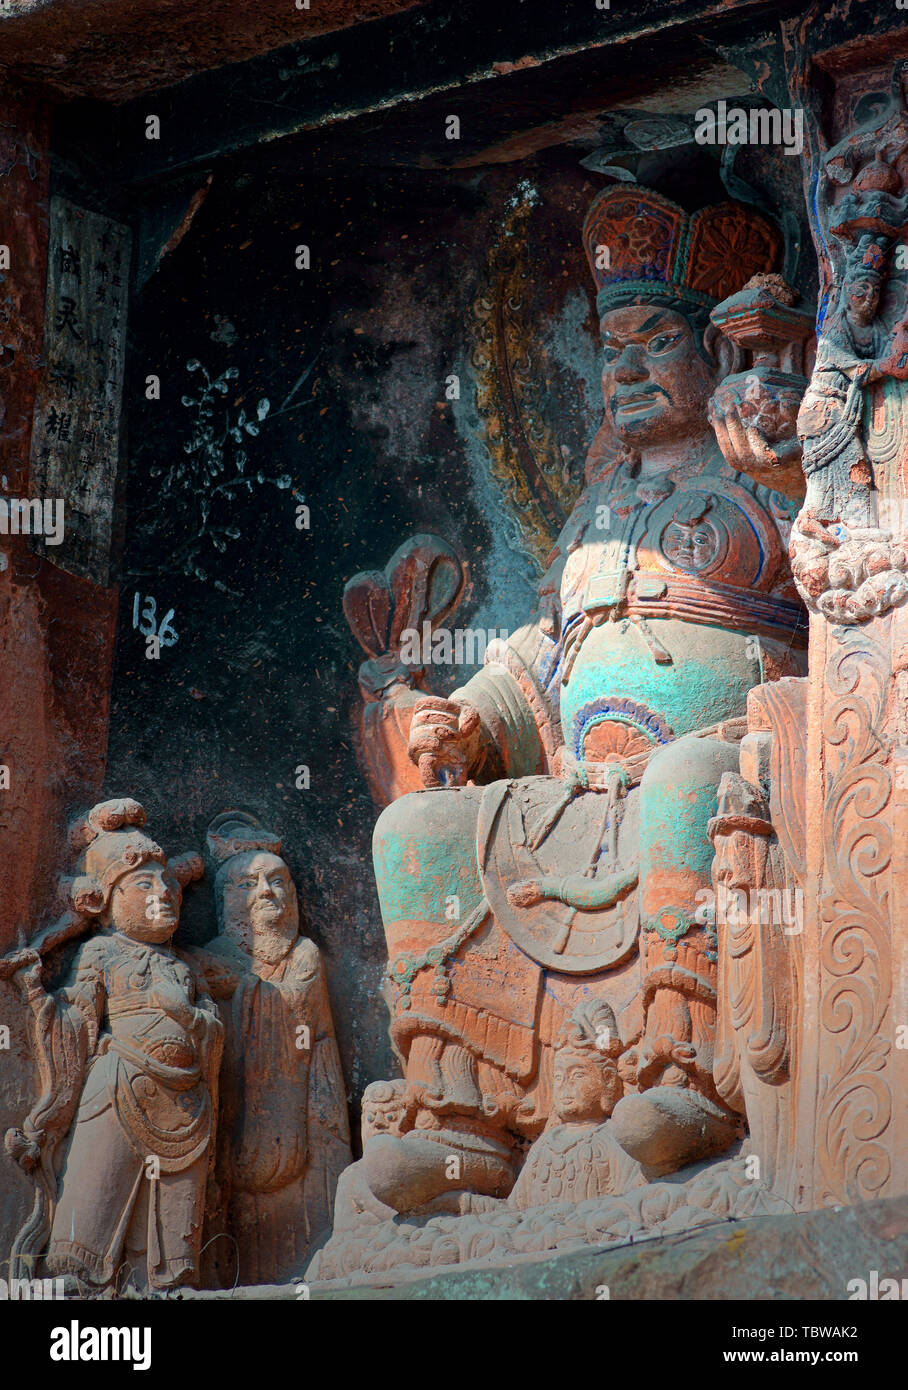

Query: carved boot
<box><xmin>362</xmin><ymin>1125</ymin><xmax>517</xmax><ymax>1214</ymax></box>
<box><xmin>612</xmin><ymin>965</ymin><xmax>741</xmax><ymax>1174</ymax></box>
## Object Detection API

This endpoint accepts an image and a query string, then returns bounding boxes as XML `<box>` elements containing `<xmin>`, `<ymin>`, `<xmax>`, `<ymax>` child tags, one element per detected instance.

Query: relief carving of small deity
<box><xmin>790</xmin><ymin>64</ymin><xmax>908</xmax><ymax>622</ymax></box>
<box><xmin>507</xmin><ymin>1000</ymin><xmax>644</xmax><ymax>1209</ymax></box>
<box><xmin>797</xmin><ymin>235</ymin><xmax>889</xmax><ymax>531</ymax></box>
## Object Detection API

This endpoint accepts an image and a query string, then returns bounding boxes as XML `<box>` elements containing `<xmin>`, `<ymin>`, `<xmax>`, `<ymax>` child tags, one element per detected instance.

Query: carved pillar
<box><xmin>795</xmin><ymin>606</ymin><xmax>902</xmax><ymax>1209</ymax></box>
<box><xmin>787</xmin><ymin>55</ymin><xmax>908</xmax><ymax>1210</ymax></box>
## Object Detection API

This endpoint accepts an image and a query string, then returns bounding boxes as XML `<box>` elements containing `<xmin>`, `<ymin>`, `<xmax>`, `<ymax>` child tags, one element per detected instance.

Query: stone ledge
<box><xmin>170</xmin><ymin>1194</ymin><xmax>908</xmax><ymax>1301</ymax></box>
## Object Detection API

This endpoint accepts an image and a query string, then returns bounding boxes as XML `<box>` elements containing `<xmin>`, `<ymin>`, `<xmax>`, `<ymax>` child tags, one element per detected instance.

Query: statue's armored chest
<box><xmin>560</xmin><ymin>475</ymin><xmax>791</xmax><ymax>623</ymax></box>
<box><xmin>633</xmin><ymin>480</ymin><xmax>787</xmax><ymax>592</ymax></box>
<box><xmin>554</xmin><ymin>475</ymin><xmax>801</xmax><ymax>753</ymax></box>
<box><xmin>103</xmin><ymin>941</ymin><xmax>196</xmax><ymax>1019</ymax></box>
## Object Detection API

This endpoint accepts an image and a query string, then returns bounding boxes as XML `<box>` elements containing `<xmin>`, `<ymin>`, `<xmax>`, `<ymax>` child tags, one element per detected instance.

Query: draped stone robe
<box><xmin>194</xmin><ymin>933</ymin><xmax>352</xmax><ymax>1285</ymax></box>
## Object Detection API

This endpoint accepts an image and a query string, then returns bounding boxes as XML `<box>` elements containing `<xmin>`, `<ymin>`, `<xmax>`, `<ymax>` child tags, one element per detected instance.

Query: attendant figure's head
<box><xmin>208</xmin><ymin>811</ymin><xmax>299</xmax><ymax>966</ymax></box>
<box><xmin>840</xmin><ymin>234</ymin><xmax>886</xmax><ymax>329</ymax></box>
<box><xmin>71</xmin><ymin>797</ymin><xmax>202</xmax><ymax>945</ymax></box>
<box><xmin>552</xmin><ymin>998</ymin><xmax>623</xmax><ymax>1124</ymax></box>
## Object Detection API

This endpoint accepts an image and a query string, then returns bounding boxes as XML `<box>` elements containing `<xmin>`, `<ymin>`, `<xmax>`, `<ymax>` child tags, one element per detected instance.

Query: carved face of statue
<box><xmin>661</xmin><ymin>515</ymin><xmax>721</xmax><ymax>571</ymax></box>
<box><xmin>361</xmin><ymin>1097</ymin><xmax>406</xmax><ymax>1142</ymax></box>
<box><xmin>107</xmin><ymin>863</ymin><xmax>181</xmax><ymax>945</ymax></box>
<box><xmin>846</xmin><ymin>276</ymin><xmax>880</xmax><ymax>328</ymax></box>
<box><xmin>221</xmin><ymin>850</ymin><xmax>299</xmax><ymax>963</ymax></box>
<box><xmin>553</xmin><ymin>1049</ymin><xmax>621</xmax><ymax>1123</ymax></box>
<box><xmin>600</xmin><ymin>304</ymin><xmax>715</xmax><ymax>452</ymax></box>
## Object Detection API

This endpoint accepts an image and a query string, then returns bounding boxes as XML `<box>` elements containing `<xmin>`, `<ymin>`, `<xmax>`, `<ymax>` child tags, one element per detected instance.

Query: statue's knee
<box><xmin>641</xmin><ymin>735</ymin><xmax>741</xmax><ymax>798</ymax></box>
<box><xmin>372</xmin><ymin>786</ymin><xmax>484</xmax><ymax>924</ymax></box>
<box><xmin>373</xmin><ymin>790</ymin><xmax>419</xmax><ymax>851</ymax></box>
<box><xmin>373</xmin><ymin>786</ymin><xmax>481</xmax><ymax>853</ymax></box>
<box><xmin>639</xmin><ymin>736</ymin><xmax>742</xmax><ymax>887</ymax></box>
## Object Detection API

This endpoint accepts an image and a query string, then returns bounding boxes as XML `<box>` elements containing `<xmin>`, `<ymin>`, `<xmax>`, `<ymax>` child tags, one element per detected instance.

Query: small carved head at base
<box><xmin>361</xmin><ymin>1079</ymin><xmax>409</xmax><ymax>1143</ymax></box>
<box><xmin>552</xmin><ymin>999</ymin><xmax>624</xmax><ymax>1125</ymax></box>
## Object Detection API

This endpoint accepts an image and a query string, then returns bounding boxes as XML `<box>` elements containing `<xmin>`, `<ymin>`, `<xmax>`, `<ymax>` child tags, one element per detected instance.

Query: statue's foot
<box><xmin>610</xmin><ymin>1087</ymin><xmax>741</xmax><ymax>1176</ymax></box>
<box><xmin>54</xmin><ymin>1272</ymin><xmax>93</xmax><ymax>1299</ymax></box>
<box><xmin>362</xmin><ymin>1131</ymin><xmax>515</xmax><ymax>1214</ymax></box>
<box><xmin>46</xmin><ymin>1253</ymin><xmax>110</xmax><ymax>1298</ymax></box>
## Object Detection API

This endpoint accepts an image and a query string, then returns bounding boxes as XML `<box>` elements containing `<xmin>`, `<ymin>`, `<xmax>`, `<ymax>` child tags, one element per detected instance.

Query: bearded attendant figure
<box><xmin>3</xmin><ymin>798</ymin><xmax>221</xmax><ymax>1293</ymax></box>
<box><xmin>192</xmin><ymin>812</ymin><xmax>352</xmax><ymax>1286</ymax></box>
<box><xmin>353</xmin><ymin>187</ymin><xmax>808</xmax><ymax>1219</ymax></box>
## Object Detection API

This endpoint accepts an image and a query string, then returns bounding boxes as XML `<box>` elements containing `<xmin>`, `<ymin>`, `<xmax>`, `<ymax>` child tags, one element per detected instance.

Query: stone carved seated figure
<box><xmin>346</xmin><ymin>186</ymin><xmax>809</xmax><ymax>1225</ymax></box>
<box><xmin>3</xmin><ymin>799</ymin><xmax>221</xmax><ymax>1293</ymax></box>
<box><xmin>191</xmin><ymin>812</ymin><xmax>352</xmax><ymax>1286</ymax></box>
<box><xmin>327</xmin><ymin>1004</ymin><xmax>641</xmax><ymax>1251</ymax></box>
<box><xmin>309</xmin><ymin>1001</ymin><xmax>649</xmax><ymax>1280</ymax></box>
<box><xmin>508</xmin><ymin>1000</ymin><xmax>644</xmax><ymax>1209</ymax></box>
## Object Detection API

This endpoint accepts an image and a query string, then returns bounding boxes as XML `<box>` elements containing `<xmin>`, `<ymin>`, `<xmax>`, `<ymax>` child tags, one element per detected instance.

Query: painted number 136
<box><xmin>133</xmin><ymin>592</ymin><xmax>178</xmax><ymax>658</ymax></box>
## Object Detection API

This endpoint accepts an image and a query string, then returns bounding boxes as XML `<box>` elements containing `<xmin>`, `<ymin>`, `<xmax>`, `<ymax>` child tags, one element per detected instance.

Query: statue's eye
<box><xmin>601</xmin><ymin>343</ymin><xmax>619</xmax><ymax>362</ymax></box>
<box><xmin>648</xmin><ymin>333</ymin><xmax>682</xmax><ymax>355</ymax></box>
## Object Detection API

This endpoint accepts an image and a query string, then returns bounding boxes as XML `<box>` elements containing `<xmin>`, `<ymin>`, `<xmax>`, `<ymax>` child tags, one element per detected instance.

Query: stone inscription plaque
<box><xmin>29</xmin><ymin>196</ymin><xmax>131</xmax><ymax>584</ymax></box>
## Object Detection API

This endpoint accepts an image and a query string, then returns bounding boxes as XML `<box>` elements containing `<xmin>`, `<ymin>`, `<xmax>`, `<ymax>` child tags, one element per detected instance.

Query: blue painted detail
<box><xmin>817</xmin><ymin>286</ymin><xmax>830</xmax><ymax>333</ymax></box>
<box><xmin>810</xmin><ymin>168</ymin><xmax>831</xmax><ymax>333</ymax></box>
<box><xmin>571</xmin><ymin>696</ymin><xmax>673</xmax><ymax>759</ymax></box>
<box><xmin>541</xmin><ymin>610</ymin><xmax>585</xmax><ymax>693</ymax></box>
<box><xmin>727</xmin><ymin>493</ymin><xmax>765</xmax><ymax>575</ymax></box>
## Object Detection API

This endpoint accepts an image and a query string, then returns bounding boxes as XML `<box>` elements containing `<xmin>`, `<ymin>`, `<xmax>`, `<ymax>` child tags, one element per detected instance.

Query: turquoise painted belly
<box><xmin>559</xmin><ymin>618</ymin><xmax>760</xmax><ymax>757</ymax></box>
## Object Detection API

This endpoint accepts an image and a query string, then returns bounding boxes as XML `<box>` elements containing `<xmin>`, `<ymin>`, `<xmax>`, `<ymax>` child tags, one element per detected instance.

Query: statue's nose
<box><xmin>614</xmin><ymin>351</ymin><xmax>647</xmax><ymax>383</ymax></box>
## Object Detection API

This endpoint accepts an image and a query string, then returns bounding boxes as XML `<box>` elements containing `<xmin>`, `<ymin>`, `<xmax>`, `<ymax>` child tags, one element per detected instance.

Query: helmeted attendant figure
<box><xmin>4</xmin><ymin>798</ymin><xmax>221</xmax><ymax>1292</ymax></box>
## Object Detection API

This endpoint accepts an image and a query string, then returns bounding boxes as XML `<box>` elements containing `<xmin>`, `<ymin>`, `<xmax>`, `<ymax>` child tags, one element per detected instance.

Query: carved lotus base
<box><xmin>305</xmin><ymin>1151</ymin><xmax>786</xmax><ymax>1287</ymax></box>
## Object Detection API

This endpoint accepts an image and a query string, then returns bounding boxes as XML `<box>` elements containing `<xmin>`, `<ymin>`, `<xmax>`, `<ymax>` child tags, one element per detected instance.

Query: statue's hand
<box><xmin>708</xmin><ymin>376</ymin><xmax>804</xmax><ymax>500</ymax></box>
<box><xmin>2</xmin><ymin>950</ymin><xmax>43</xmax><ymax>1000</ymax></box>
<box><xmin>408</xmin><ymin>695</ymin><xmax>482</xmax><ymax>788</ymax></box>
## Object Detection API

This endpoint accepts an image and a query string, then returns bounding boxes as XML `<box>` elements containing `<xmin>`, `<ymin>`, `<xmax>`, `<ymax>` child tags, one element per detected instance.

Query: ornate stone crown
<box><xmin>582</xmin><ymin>185</ymin><xmax>782</xmax><ymax>318</ymax></box>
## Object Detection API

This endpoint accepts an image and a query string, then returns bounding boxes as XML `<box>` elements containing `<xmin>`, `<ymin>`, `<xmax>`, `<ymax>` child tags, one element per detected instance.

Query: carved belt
<box><xmin>582</xmin><ymin>570</ymin><xmax>807</xmax><ymax>645</ymax></box>
<box><xmin>628</xmin><ymin>572</ymin><xmax>807</xmax><ymax>644</ymax></box>
<box><xmin>109</xmin><ymin>1035</ymin><xmax>201</xmax><ymax>1090</ymax></box>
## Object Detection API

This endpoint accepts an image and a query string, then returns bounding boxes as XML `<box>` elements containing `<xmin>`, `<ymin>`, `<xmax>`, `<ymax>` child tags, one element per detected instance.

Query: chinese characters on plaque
<box><xmin>29</xmin><ymin>197</ymin><xmax>131</xmax><ymax>583</ymax></box>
